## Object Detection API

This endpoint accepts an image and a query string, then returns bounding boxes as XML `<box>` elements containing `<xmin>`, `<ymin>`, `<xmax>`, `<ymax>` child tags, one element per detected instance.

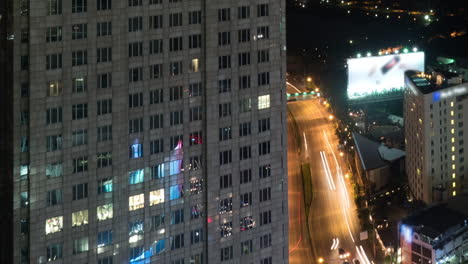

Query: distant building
<box><xmin>398</xmin><ymin>195</ymin><xmax>468</xmax><ymax>264</ymax></box>
<box><xmin>353</xmin><ymin>133</ymin><xmax>405</xmax><ymax>193</ymax></box>
<box><xmin>404</xmin><ymin>70</ymin><xmax>468</xmax><ymax>204</ymax></box>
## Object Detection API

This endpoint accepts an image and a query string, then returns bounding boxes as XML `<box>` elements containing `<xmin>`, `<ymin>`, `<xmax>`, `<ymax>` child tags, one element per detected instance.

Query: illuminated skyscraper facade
<box><xmin>0</xmin><ymin>0</ymin><xmax>288</xmax><ymax>262</ymax></box>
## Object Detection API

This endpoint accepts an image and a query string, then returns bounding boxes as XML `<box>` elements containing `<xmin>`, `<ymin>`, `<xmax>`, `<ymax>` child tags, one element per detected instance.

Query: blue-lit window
<box><xmin>129</xmin><ymin>245</ymin><xmax>145</xmax><ymax>263</ymax></box>
<box><xmin>97</xmin><ymin>178</ymin><xmax>113</xmax><ymax>194</ymax></box>
<box><xmin>170</xmin><ymin>184</ymin><xmax>183</xmax><ymax>200</ymax></box>
<box><xmin>129</xmin><ymin>169</ymin><xmax>144</xmax><ymax>184</ymax></box>
<box><xmin>129</xmin><ymin>220</ymin><xmax>144</xmax><ymax>236</ymax></box>
<box><xmin>169</xmin><ymin>160</ymin><xmax>183</xmax><ymax>176</ymax></box>
<box><xmin>151</xmin><ymin>163</ymin><xmax>166</xmax><ymax>179</ymax></box>
<box><xmin>130</xmin><ymin>143</ymin><xmax>143</xmax><ymax>158</ymax></box>
<box><xmin>152</xmin><ymin>239</ymin><xmax>165</xmax><ymax>255</ymax></box>
<box><xmin>97</xmin><ymin>230</ymin><xmax>113</xmax><ymax>247</ymax></box>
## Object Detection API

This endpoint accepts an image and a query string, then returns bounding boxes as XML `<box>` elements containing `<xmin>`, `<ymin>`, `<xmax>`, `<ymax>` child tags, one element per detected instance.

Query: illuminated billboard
<box><xmin>347</xmin><ymin>52</ymin><xmax>425</xmax><ymax>99</ymax></box>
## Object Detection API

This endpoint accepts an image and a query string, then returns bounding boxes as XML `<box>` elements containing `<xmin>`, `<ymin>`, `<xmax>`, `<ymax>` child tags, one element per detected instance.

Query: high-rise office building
<box><xmin>404</xmin><ymin>70</ymin><xmax>467</xmax><ymax>204</ymax></box>
<box><xmin>0</xmin><ymin>0</ymin><xmax>288</xmax><ymax>262</ymax></box>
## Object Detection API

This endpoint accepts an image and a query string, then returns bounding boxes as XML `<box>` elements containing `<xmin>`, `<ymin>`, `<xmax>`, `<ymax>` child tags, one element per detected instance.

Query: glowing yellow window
<box><xmin>451</xmin><ymin>111</ymin><xmax>454</xmax><ymax>116</ymax></box>
<box><xmin>452</xmin><ymin>155</ymin><xmax>456</xmax><ymax>161</ymax></box>
<box><xmin>452</xmin><ymin>164</ymin><xmax>456</xmax><ymax>170</ymax></box>
<box><xmin>451</xmin><ymin>120</ymin><xmax>455</xmax><ymax>125</ymax></box>
<box><xmin>450</xmin><ymin>102</ymin><xmax>454</xmax><ymax>107</ymax></box>
<box><xmin>451</xmin><ymin>128</ymin><xmax>455</xmax><ymax>134</ymax></box>
<box><xmin>452</xmin><ymin>191</ymin><xmax>456</xmax><ymax>197</ymax></box>
<box><xmin>451</xmin><ymin>137</ymin><xmax>455</xmax><ymax>143</ymax></box>
<box><xmin>452</xmin><ymin>173</ymin><xmax>456</xmax><ymax>179</ymax></box>
<box><xmin>452</xmin><ymin>182</ymin><xmax>456</xmax><ymax>188</ymax></box>
<box><xmin>452</xmin><ymin>146</ymin><xmax>455</xmax><ymax>152</ymax></box>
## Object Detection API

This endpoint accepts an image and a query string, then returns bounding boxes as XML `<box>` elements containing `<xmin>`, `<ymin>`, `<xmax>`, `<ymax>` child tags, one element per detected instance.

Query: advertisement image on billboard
<box><xmin>347</xmin><ymin>52</ymin><xmax>425</xmax><ymax>99</ymax></box>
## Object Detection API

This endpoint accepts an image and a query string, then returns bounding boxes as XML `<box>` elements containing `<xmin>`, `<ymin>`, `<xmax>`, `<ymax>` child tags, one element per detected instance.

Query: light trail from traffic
<box><xmin>320</xmin><ymin>151</ymin><xmax>336</xmax><ymax>191</ymax></box>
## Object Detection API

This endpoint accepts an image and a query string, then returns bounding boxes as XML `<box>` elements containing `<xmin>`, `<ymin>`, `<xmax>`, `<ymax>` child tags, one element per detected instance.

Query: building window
<box><xmin>190</xmin><ymin>58</ymin><xmax>200</xmax><ymax>72</ymax></box>
<box><xmin>170</xmin><ymin>110</ymin><xmax>184</xmax><ymax>126</ymax></box>
<box><xmin>72</xmin><ymin>77</ymin><xmax>87</xmax><ymax>93</ymax></box>
<box><xmin>240</xmin><ymin>216</ymin><xmax>255</xmax><ymax>231</ymax></box>
<box><xmin>190</xmin><ymin>228</ymin><xmax>203</xmax><ymax>244</ymax></box>
<box><xmin>220</xmin><ymin>246</ymin><xmax>233</xmax><ymax>261</ymax></box>
<box><xmin>258</xmin><ymin>72</ymin><xmax>270</xmax><ymax>86</ymax></box>
<box><xmin>257</xmin><ymin>4</ymin><xmax>269</xmax><ymax>17</ymax></box>
<box><xmin>129</xmin><ymin>169</ymin><xmax>144</xmax><ymax>184</ymax></box>
<box><xmin>218</xmin><ymin>8</ymin><xmax>230</xmax><ymax>21</ymax></box>
<box><xmin>129</xmin><ymin>118</ymin><xmax>144</xmax><ymax>134</ymax></box>
<box><xmin>258</xmin><ymin>118</ymin><xmax>270</xmax><ymax>133</ymax></box>
<box><xmin>257</xmin><ymin>26</ymin><xmax>269</xmax><ymax>39</ymax></box>
<box><xmin>72</xmin><ymin>210</ymin><xmax>88</xmax><ymax>227</ymax></box>
<box><xmin>46</xmin><ymin>243</ymin><xmax>63</xmax><ymax>261</ymax></box>
<box><xmin>149</xmin><ymin>189</ymin><xmax>164</xmax><ymax>206</ymax></box>
<box><xmin>46</xmin><ymin>107</ymin><xmax>62</xmax><ymax>124</ymax></box>
<box><xmin>170</xmin><ymin>86</ymin><xmax>183</xmax><ymax>101</ymax></box>
<box><xmin>260</xmin><ymin>210</ymin><xmax>271</xmax><ymax>225</ymax></box>
<box><xmin>150</xmin><ymin>139</ymin><xmax>164</xmax><ymax>154</ymax></box>
<box><xmin>260</xmin><ymin>187</ymin><xmax>271</xmax><ymax>202</ymax></box>
<box><xmin>150</xmin><ymin>64</ymin><xmax>163</xmax><ymax>79</ymax></box>
<box><xmin>46</xmin><ymin>162</ymin><xmax>62</xmax><ymax>178</ymax></box>
<box><xmin>72</xmin><ymin>103</ymin><xmax>88</xmax><ymax>119</ymax></box>
<box><xmin>259</xmin><ymin>141</ymin><xmax>270</xmax><ymax>155</ymax></box>
<box><xmin>45</xmin><ymin>216</ymin><xmax>63</xmax><ymax>234</ymax></box>
<box><xmin>152</xmin><ymin>239</ymin><xmax>165</xmax><ymax>255</ymax></box>
<box><xmin>97</xmin><ymin>21</ymin><xmax>112</xmax><ymax>36</ymax></box>
<box><xmin>151</xmin><ymin>214</ymin><xmax>165</xmax><ymax>230</ymax></box>
<box><xmin>170</xmin><ymin>234</ymin><xmax>185</xmax><ymax>250</ymax></box>
<box><xmin>169</xmin><ymin>13</ymin><xmax>183</xmax><ymax>27</ymax></box>
<box><xmin>129</xmin><ymin>246</ymin><xmax>144</xmax><ymax>262</ymax></box>
<box><xmin>72</xmin><ymin>24</ymin><xmax>87</xmax><ymax>39</ymax></box>
<box><xmin>21</xmin><ymin>55</ymin><xmax>28</xmax><ymax>71</ymax></box>
<box><xmin>97</xmin><ymin>125</ymin><xmax>112</xmax><ymax>142</ymax></box>
<box><xmin>239</xmin><ymin>122</ymin><xmax>251</xmax><ymax>137</ymax></box>
<box><xmin>72</xmin><ymin>156</ymin><xmax>88</xmax><ymax>173</ymax></box>
<box><xmin>240</xmin><ymin>145</ymin><xmax>252</xmax><ymax>160</ymax></box>
<box><xmin>46</xmin><ymin>135</ymin><xmax>62</xmax><ymax>152</ymax></box>
<box><xmin>98</xmin><ymin>256</ymin><xmax>113</xmax><ymax>264</ymax></box>
<box><xmin>46</xmin><ymin>189</ymin><xmax>62</xmax><ymax>206</ymax></box>
<box><xmin>97</xmin><ymin>99</ymin><xmax>112</xmax><ymax>116</ymax></box>
<box><xmin>240</xmin><ymin>169</ymin><xmax>252</xmax><ymax>184</ymax></box>
<box><xmin>129</xmin><ymin>193</ymin><xmax>145</xmax><ymax>211</ymax></box>
<box><xmin>188</xmin><ymin>10</ymin><xmax>202</xmax><ymax>24</ymax></box>
<box><xmin>97</xmin><ymin>0</ymin><xmax>111</xmax><ymax>10</ymax></box>
<box><xmin>72</xmin><ymin>129</ymin><xmax>88</xmax><ymax>146</ymax></box>
<box><xmin>220</xmin><ymin>174</ymin><xmax>232</xmax><ymax>189</ymax></box>
<box><xmin>219</xmin><ymin>103</ymin><xmax>231</xmax><ymax>117</ymax></box>
<box><xmin>258</xmin><ymin>49</ymin><xmax>270</xmax><ymax>63</ymax></box>
<box><xmin>46</xmin><ymin>53</ymin><xmax>62</xmax><ymax>70</ymax></box>
<box><xmin>238</xmin><ymin>29</ymin><xmax>250</xmax><ymax>43</ymax></box>
<box><xmin>97</xmin><ymin>72</ymin><xmax>112</xmax><ymax>88</ymax></box>
<box><xmin>129</xmin><ymin>220</ymin><xmax>144</xmax><ymax>243</ymax></box>
<box><xmin>97</xmin><ymin>230</ymin><xmax>113</xmax><ymax>247</ymax></box>
<box><xmin>219</xmin><ymin>126</ymin><xmax>232</xmax><ymax>141</ymax></box>
<box><xmin>169</xmin><ymin>37</ymin><xmax>183</xmax><ymax>52</ymax></box>
<box><xmin>170</xmin><ymin>184</ymin><xmax>184</xmax><ymax>200</ymax></box>
<box><xmin>191</xmin><ymin>204</ymin><xmax>203</xmax><ymax>219</ymax></box>
<box><xmin>97</xmin><ymin>47</ymin><xmax>112</xmax><ymax>63</ymax></box>
<box><xmin>149</xmin><ymin>39</ymin><xmax>163</xmax><ymax>54</ymax></box>
<box><xmin>218</xmin><ymin>31</ymin><xmax>230</xmax><ymax>46</ymax></box>
<box><xmin>128</xmin><ymin>0</ymin><xmax>141</xmax><ymax>6</ymax></box>
<box><xmin>72</xmin><ymin>50</ymin><xmax>88</xmax><ymax>66</ymax></box>
<box><xmin>189</xmin><ymin>34</ymin><xmax>201</xmax><ymax>49</ymax></box>
<box><xmin>238</xmin><ymin>6</ymin><xmax>250</xmax><ymax>19</ymax></box>
<box><xmin>239</xmin><ymin>98</ymin><xmax>252</xmax><ymax>112</ymax></box>
<box><xmin>149</xmin><ymin>15</ymin><xmax>163</xmax><ymax>29</ymax></box>
<box><xmin>189</xmin><ymin>106</ymin><xmax>202</xmax><ymax>122</ymax></box>
<box><xmin>190</xmin><ymin>178</ymin><xmax>203</xmax><ymax>194</ymax></box>
<box><xmin>46</xmin><ymin>26</ymin><xmax>62</xmax><ymax>42</ymax></box>
<box><xmin>259</xmin><ymin>164</ymin><xmax>271</xmax><ymax>178</ymax></box>
<box><xmin>218</xmin><ymin>55</ymin><xmax>231</xmax><ymax>69</ymax></box>
<box><xmin>20</xmin><ymin>192</ymin><xmax>28</xmax><ymax>208</ymax></box>
<box><xmin>47</xmin><ymin>0</ymin><xmax>62</xmax><ymax>15</ymax></box>
<box><xmin>189</xmin><ymin>156</ymin><xmax>201</xmax><ymax>171</ymax></box>
<box><xmin>260</xmin><ymin>257</ymin><xmax>272</xmax><ymax>264</ymax></box>
<box><xmin>170</xmin><ymin>208</ymin><xmax>184</xmax><ymax>225</ymax></box>
<box><xmin>239</xmin><ymin>75</ymin><xmax>251</xmax><ymax>89</ymax></box>
<box><xmin>128</xmin><ymin>42</ymin><xmax>143</xmax><ymax>57</ymax></box>
<box><xmin>189</xmin><ymin>82</ymin><xmax>202</xmax><ymax>97</ymax></box>
<box><xmin>97</xmin><ymin>178</ymin><xmax>113</xmax><ymax>194</ymax></box>
<box><xmin>72</xmin><ymin>0</ymin><xmax>87</xmax><ymax>13</ymax></box>
<box><xmin>260</xmin><ymin>233</ymin><xmax>272</xmax><ymax>248</ymax></box>
<box><xmin>238</xmin><ymin>52</ymin><xmax>250</xmax><ymax>66</ymax></box>
<box><xmin>240</xmin><ymin>240</ymin><xmax>253</xmax><ymax>255</ymax></box>
<box><xmin>258</xmin><ymin>95</ymin><xmax>270</xmax><ymax>109</ymax></box>
<box><xmin>73</xmin><ymin>237</ymin><xmax>89</xmax><ymax>254</ymax></box>
<box><xmin>219</xmin><ymin>150</ymin><xmax>232</xmax><ymax>165</ymax></box>
<box><xmin>150</xmin><ymin>114</ymin><xmax>164</xmax><ymax>129</ymax></box>
<box><xmin>128</xmin><ymin>16</ymin><xmax>143</xmax><ymax>32</ymax></box>
<box><xmin>219</xmin><ymin>197</ymin><xmax>232</xmax><ymax>214</ymax></box>
<box><xmin>72</xmin><ymin>183</ymin><xmax>88</xmax><ymax>200</ymax></box>
<box><xmin>240</xmin><ymin>192</ymin><xmax>252</xmax><ymax>207</ymax></box>
<box><xmin>220</xmin><ymin>222</ymin><xmax>232</xmax><ymax>237</ymax></box>
<box><xmin>129</xmin><ymin>92</ymin><xmax>144</xmax><ymax>108</ymax></box>
<box><xmin>170</xmin><ymin>61</ymin><xmax>183</xmax><ymax>76</ymax></box>
<box><xmin>149</xmin><ymin>0</ymin><xmax>161</xmax><ymax>4</ymax></box>
<box><xmin>97</xmin><ymin>203</ymin><xmax>113</xmax><ymax>221</ymax></box>
<box><xmin>218</xmin><ymin>79</ymin><xmax>231</xmax><ymax>93</ymax></box>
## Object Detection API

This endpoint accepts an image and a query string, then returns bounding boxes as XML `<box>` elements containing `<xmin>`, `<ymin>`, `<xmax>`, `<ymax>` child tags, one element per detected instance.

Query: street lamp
<box><xmin>328</xmin><ymin>115</ymin><xmax>334</xmax><ymax>120</ymax></box>
<box><xmin>306</xmin><ymin>76</ymin><xmax>312</xmax><ymax>82</ymax></box>
<box><xmin>317</xmin><ymin>257</ymin><xmax>324</xmax><ymax>263</ymax></box>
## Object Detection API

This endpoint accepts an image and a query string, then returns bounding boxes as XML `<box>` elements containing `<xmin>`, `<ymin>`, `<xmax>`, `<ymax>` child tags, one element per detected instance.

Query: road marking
<box><xmin>286</xmin><ymin>81</ymin><xmax>302</xmax><ymax>93</ymax></box>
<box><xmin>303</xmin><ymin>132</ymin><xmax>308</xmax><ymax>152</ymax></box>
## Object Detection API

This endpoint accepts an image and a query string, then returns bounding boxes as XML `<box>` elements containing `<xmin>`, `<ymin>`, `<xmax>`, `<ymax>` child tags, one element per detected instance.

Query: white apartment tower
<box><xmin>404</xmin><ymin>70</ymin><xmax>468</xmax><ymax>204</ymax></box>
<box><xmin>0</xmin><ymin>0</ymin><xmax>288</xmax><ymax>263</ymax></box>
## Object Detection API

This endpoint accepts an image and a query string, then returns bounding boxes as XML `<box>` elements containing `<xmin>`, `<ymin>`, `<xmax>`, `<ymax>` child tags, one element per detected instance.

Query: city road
<box><xmin>288</xmin><ymin>84</ymin><xmax>374</xmax><ymax>264</ymax></box>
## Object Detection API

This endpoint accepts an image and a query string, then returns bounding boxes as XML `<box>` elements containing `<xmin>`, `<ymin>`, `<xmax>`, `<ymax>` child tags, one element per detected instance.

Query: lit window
<box><xmin>452</xmin><ymin>137</ymin><xmax>455</xmax><ymax>143</ymax></box>
<box><xmin>129</xmin><ymin>219</ymin><xmax>144</xmax><ymax>243</ymax></box>
<box><xmin>451</xmin><ymin>120</ymin><xmax>455</xmax><ymax>125</ymax></box>
<box><xmin>97</xmin><ymin>203</ymin><xmax>113</xmax><ymax>221</ymax></box>
<box><xmin>97</xmin><ymin>178</ymin><xmax>113</xmax><ymax>194</ymax></box>
<box><xmin>191</xmin><ymin>58</ymin><xmax>199</xmax><ymax>72</ymax></box>
<box><xmin>149</xmin><ymin>189</ymin><xmax>165</xmax><ymax>206</ymax></box>
<box><xmin>130</xmin><ymin>143</ymin><xmax>143</xmax><ymax>158</ymax></box>
<box><xmin>129</xmin><ymin>169</ymin><xmax>144</xmax><ymax>184</ymax></box>
<box><xmin>220</xmin><ymin>222</ymin><xmax>232</xmax><ymax>237</ymax></box>
<box><xmin>258</xmin><ymin>95</ymin><xmax>270</xmax><ymax>109</ymax></box>
<box><xmin>452</xmin><ymin>155</ymin><xmax>456</xmax><ymax>161</ymax></box>
<box><xmin>97</xmin><ymin>230</ymin><xmax>113</xmax><ymax>247</ymax></box>
<box><xmin>20</xmin><ymin>164</ymin><xmax>29</xmax><ymax>180</ymax></box>
<box><xmin>72</xmin><ymin>210</ymin><xmax>88</xmax><ymax>227</ymax></box>
<box><xmin>451</xmin><ymin>110</ymin><xmax>454</xmax><ymax>116</ymax></box>
<box><xmin>452</xmin><ymin>146</ymin><xmax>456</xmax><ymax>152</ymax></box>
<box><xmin>129</xmin><ymin>193</ymin><xmax>145</xmax><ymax>211</ymax></box>
<box><xmin>451</xmin><ymin>128</ymin><xmax>455</xmax><ymax>134</ymax></box>
<box><xmin>73</xmin><ymin>237</ymin><xmax>89</xmax><ymax>254</ymax></box>
<box><xmin>453</xmin><ymin>191</ymin><xmax>456</xmax><ymax>196</ymax></box>
<box><xmin>45</xmin><ymin>216</ymin><xmax>63</xmax><ymax>234</ymax></box>
<box><xmin>169</xmin><ymin>159</ymin><xmax>183</xmax><ymax>175</ymax></box>
<box><xmin>452</xmin><ymin>182</ymin><xmax>456</xmax><ymax>188</ymax></box>
<box><xmin>240</xmin><ymin>216</ymin><xmax>255</xmax><ymax>231</ymax></box>
<box><xmin>452</xmin><ymin>164</ymin><xmax>456</xmax><ymax>170</ymax></box>
<box><xmin>451</xmin><ymin>101</ymin><xmax>454</xmax><ymax>107</ymax></box>
<box><xmin>170</xmin><ymin>184</ymin><xmax>183</xmax><ymax>200</ymax></box>
<box><xmin>190</xmin><ymin>178</ymin><xmax>203</xmax><ymax>194</ymax></box>
<box><xmin>152</xmin><ymin>239</ymin><xmax>165</xmax><ymax>255</ymax></box>
<box><xmin>452</xmin><ymin>173</ymin><xmax>456</xmax><ymax>179</ymax></box>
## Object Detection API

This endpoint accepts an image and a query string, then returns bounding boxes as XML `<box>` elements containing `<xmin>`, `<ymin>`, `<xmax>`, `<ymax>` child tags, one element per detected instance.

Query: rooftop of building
<box><xmin>401</xmin><ymin>195</ymin><xmax>468</xmax><ymax>239</ymax></box>
<box><xmin>353</xmin><ymin>133</ymin><xmax>405</xmax><ymax>171</ymax></box>
<box><xmin>405</xmin><ymin>70</ymin><xmax>466</xmax><ymax>95</ymax></box>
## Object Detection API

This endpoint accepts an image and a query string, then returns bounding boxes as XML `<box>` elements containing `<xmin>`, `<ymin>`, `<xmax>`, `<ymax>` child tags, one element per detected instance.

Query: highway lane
<box><xmin>288</xmin><ymin>97</ymin><xmax>374</xmax><ymax>264</ymax></box>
